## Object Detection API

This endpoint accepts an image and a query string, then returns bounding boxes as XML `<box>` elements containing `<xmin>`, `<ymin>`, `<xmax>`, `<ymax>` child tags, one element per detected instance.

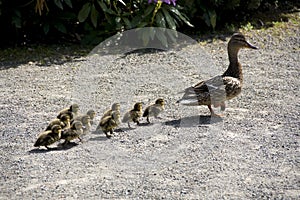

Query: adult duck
<box><xmin>177</xmin><ymin>33</ymin><xmax>258</xmax><ymax>116</ymax></box>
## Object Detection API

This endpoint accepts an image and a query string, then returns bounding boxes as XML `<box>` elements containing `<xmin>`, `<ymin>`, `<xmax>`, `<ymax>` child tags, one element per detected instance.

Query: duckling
<box><xmin>98</xmin><ymin>111</ymin><xmax>120</xmax><ymax>138</ymax></box>
<box><xmin>86</xmin><ymin>109</ymin><xmax>96</xmax><ymax>125</ymax></box>
<box><xmin>57</xmin><ymin>104</ymin><xmax>79</xmax><ymax>120</ymax></box>
<box><xmin>34</xmin><ymin>125</ymin><xmax>62</xmax><ymax>149</ymax></box>
<box><xmin>45</xmin><ymin>113</ymin><xmax>70</xmax><ymax>131</ymax></box>
<box><xmin>122</xmin><ymin>102</ymin><xmax>143</xmax><ymax>128</ymax></box>
<box><xmin>101</xmin><ymin>103</ymin><xmax>120</xmax><ymax>120</ymax></box>
<box><xmin>73</xmin><ymin>115</ymin><xmax>91</xmax><ymax>135</ymax></box>
<box><xmin>177</xmin><ymin>33</ymin><xmax>257</xmax><ymax>116</ymax></box>
<box><xmin>60</xmin><ymin>121</ymin><xmax>83</xmax><ymax>145</ymax></box>
<box><xmin>143</xmin><ymin>98</ymin><xmax>165</xmax><ymax>123</ymax></box>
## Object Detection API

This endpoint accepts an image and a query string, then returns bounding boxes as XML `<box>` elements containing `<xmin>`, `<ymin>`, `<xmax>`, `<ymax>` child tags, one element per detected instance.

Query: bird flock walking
<box><xmin>34</xmin><ymin>99</ymin><xmax>165</xmax><ymax>149</ymax></box>
<box><xmin>33</xmin><ymin>33</ymin><xmax>257</xmax><ymax>150</ymax></box>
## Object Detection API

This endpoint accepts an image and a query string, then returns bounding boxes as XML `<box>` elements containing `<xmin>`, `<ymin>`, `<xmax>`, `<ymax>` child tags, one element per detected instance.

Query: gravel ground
<box><xmin>1</xmin><ymin>14</ymin><xmax>299</xmax><ymax>199</ymax></box>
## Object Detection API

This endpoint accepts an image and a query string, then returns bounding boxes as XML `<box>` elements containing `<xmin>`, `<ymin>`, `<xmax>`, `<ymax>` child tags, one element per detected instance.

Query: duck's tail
<box><xmin>176</xmin><ymin>86</ymin><xmax>199</xmax><ymax>106</ymax></box>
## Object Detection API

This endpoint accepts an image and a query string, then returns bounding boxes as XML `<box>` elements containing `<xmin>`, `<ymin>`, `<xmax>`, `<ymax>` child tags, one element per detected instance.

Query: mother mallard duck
<box><xmin>177</xmin><ymin>33</ymin><xmax>258</xmax><ymax>116</ymax></box>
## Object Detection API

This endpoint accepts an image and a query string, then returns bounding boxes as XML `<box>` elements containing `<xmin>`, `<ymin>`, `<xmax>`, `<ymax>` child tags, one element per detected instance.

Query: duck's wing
<box><xmin>178</xmin><ymin>75</ymin><xmax>226</xmax><ymax>105</ymax></box>
<box><xmin>222</xmin><ymin>76</ymin><xmax>242</xmax><ymax>100</ymax></box>
<box><xmin>143</xmin><ymin>106</ymin><xmax>150</xmax><ymax>117</ymax></box>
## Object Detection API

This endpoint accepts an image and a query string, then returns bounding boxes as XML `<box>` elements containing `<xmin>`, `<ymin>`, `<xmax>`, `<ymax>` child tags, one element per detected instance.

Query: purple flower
<box><xmin>148</xmin><ymin>0</ymin><xmax>176</xmax><ymax>6</ymax></box>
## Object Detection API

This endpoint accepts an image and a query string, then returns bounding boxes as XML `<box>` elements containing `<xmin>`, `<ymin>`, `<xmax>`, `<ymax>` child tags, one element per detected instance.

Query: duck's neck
<box><xmin>222</xmin><ymin>46</ymin><xmax>243</xmax><ymax>82</ymax></box>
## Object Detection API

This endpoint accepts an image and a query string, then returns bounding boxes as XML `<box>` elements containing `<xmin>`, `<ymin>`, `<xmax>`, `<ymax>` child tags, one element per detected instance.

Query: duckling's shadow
<box><xmin>28</xmin><ymin>142</ymin><xmax>79</xmax><ymax>153</ymax></box>
<box><xmin>89</xmin><ymin>135</ymin><xmax>110</xmax><ymax>141</ymax></box>
<box><xmin>164</xmin><ymin>115</ymin><xmax>223</xmax><ymax>128</ymax></box>
<box><xmin>138</xmin><ymin>122</ymin><xmax>153</xmax><ymax>127</ymax></box>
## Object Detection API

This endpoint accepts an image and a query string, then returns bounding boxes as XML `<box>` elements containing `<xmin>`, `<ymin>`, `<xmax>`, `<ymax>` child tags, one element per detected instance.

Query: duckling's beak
<box><xmin>246</xmin><ymin>41</ymin><xmax>258</xmax><ymax>49</ymax></box>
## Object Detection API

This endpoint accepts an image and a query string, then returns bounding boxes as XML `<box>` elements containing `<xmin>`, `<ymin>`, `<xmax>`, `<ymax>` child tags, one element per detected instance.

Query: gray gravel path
<box><xmin>0</xmin><ymin>23</ymin><xmax>299</xmax><ymax>199</ymax></box>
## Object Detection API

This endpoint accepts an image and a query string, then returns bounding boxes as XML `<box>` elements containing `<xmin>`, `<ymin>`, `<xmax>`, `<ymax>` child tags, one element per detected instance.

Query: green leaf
<box><xmin>161</xmin><ymin>7</ymin><xmax>176</xmax><ymax>30</ymax></box>
<box><xmin>131</xmin><ymin>16</ymin><xmax>142</xmax><ymax>27</ymax></box>
<box><xmin>91</xmin><ymin>5</ymin><xmax>98</xmax><ymax>28</ymax></box>
<box><xmin>149</xmin><ymin>27</ymin><xmax>155</xmax><ymax>40</ymax></box>
<box><xmin>123</xmin><ymin>17</ymin><xmax>131</xmax><ymax>29</ymax></box>
<box><xmin>155</xmin><ymin>11</ymin><xmax>166</xmax><ymax>28</ymax></box>
<box><xmin>115</xmin><ymin>17</ymin><xmax>121</xmax><ymax>23</ymax></box>
<box><xmin>43</xmin><ymin>23</ymin><xmax>50</xmax><ymax>34</ymax></box>
<box><xmin>12</xmin><ymin>10</ymin><xmax>22</xmax><ymax>28</ymax></box>
<box><xmin>167</xmin><ymin>7</ymin><xmax>194</xmax><ymax>27</ymax></box>
<box><xmin>54</xmin><ymin>0</ymin><xmax>63</xmax><ymax>10</ymax></box>
<box><xmin>118</xmin><ymin>0</ymin><xmax>126</xmax><ymax>6</ymax></box>
<box><xmin>156</xmin><ymin>30</ymin><xmax>168</xmax><ymax>48</ymax></box>
<box><xmin>137</xmin><ymin>22</ymin><xmax>148</xmax><ymax>28</ymax></box>
<box><xmin>208</xmin><ymin>9</ymin><xmax>217</xmax><ymax>30</ymax></box>
<box><xmin>144</xmin><ymin>4</ymin><xmax>155</xmax><ymax>17</ymax></box>
<box><xmin>54</xmin><ymin>22</ymin><xmax>67</xmax><ymax>33</ymax></box>
<box><xmin>78</xmin><ymin>3</ymin><xmax>91</xmax><ymax>22</ymax></box>
<box><xmin>141</xmin><ymin>30</ymin><xmax>150</xmax><ymax>46</ymax></box>
<box><xmin>166</xmin><ymin>30</ymin><xmax>177</xmax><ymax>43</ymax></box>
<box><xmin>64</xmin><ymin>0</ymin><xmax>73</xmax><ymax>8</ymax></box>
<box><xmin>97</xmin><ymin>1</ymin><xmax>108</xmax><ymax>12</ymax></box>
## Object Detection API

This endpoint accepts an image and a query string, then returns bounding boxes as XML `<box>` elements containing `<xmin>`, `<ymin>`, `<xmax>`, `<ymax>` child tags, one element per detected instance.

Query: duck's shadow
<box><xmin>28</xmin><ymin>142</ymin><xmax>79</xmax><ymax>154</ymax></box>
<box><xmin>164</xmin><ymin>115</ymin><xmax>223</xmax><ymax>127</ymax></box>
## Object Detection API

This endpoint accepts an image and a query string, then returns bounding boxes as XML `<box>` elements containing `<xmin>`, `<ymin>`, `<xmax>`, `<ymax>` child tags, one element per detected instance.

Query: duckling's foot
<box><xmin>105</xmin><ymin>132</ymin><xmax>112</xmax><ymax>138</ymax></box>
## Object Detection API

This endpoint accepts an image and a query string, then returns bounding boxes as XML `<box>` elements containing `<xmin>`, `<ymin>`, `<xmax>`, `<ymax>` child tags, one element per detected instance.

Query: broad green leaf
<box><xmin>131</xmin><ymin>16</ymin><xmax>142</xmax><ymax>27</ymax></box>
<box><xmin>115</xmin><ymin>17</ymin><xmax>121</xmax><ymax>23</ymax></box>
<box><xmin>12</xmin><ymin>10</ymin><xmax>21</xmax><ymax>28</ymax></box>
<box><xmin>122</xmin><ymin>17</ymin><xmax>131</xmax><ymax>29</ymax></box>
<box><xmin>156</xmin><ymin>30</ymin><xmax>168</xmax><ymax>48</ymax></box>
<box><xmin>167</xmin><ymin>7</ymin><xmax>194</xmax><ymax>27</ymax></box>
<box><xmin>155</xmin><ymin>11</ymin><xmax>166</xmax><ymax>28</ymax></box>
<box><xmin>137</xmin><ymin>22</ymin><xmax>148</xmax><ymax>28</ymax></box>
<box><xmin>54</xmin><ymin>22</ymin><xmax>67</xmax><ymax>33</ymax></box>
<box><xmin>161</xmin><ymin>7</ymin><xmax>176</xmax><ymax>30</ymax></box>
<box><xmin>144</xmin><ymin>4</ymin><xmax>155</xmax><ymax>17</ymax></box>
<box><xmin>141</xmin><ymin>30</ymin><xmax>150</xmax><ymax>46</ymax></box>
<box><xmin>118</xmin><ymin>0</ymin><xmax>126</xmax><ymax>6</ymax></box>
<box><xmin>166</xmin><ymin>30</ymin><xmax>177</xmax><ymax>43</ymax></box>
<box><xmin>54</xmin><ymin>0</ymin><xmax>63</xmax><ymax>10</ymax></box>
<box><xmin>43</xmin><ymin>23</ymin><xmax>50</xmax><ymax>34</ymax></box>
<box><xmin>149</xmin><ymin>27</ymin><xmax>155</xmax><ymax>40</ymax></box>
<box><xmin>64</xmin><ymin>0</ymin><xmax>73</xmax><ymax>8</ymax></box>
<box><xmin>78</xmin><ymin>3</ymin><xmax>91</xmax><ymax>22</ymax></box>
<box><xmin>97</xmin><ymin>1</ymin><xmax>108</xmax><ymax>12</ymax></box>
<box><xmin>208</xmin><ymin>9</ymin><xmax>217</xmax><ymax>30</ymax></box>
<box><xmin>91</xmin><ymin>5</ymin><xmax>98</xmax><ymax>28</ymax></box>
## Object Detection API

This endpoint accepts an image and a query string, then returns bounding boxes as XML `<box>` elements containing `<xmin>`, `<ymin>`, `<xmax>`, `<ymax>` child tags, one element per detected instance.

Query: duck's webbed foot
<box><xmin>208</xmin><ymin>105</ymin><xmax>223</xmax><ymax>117</ymax></box>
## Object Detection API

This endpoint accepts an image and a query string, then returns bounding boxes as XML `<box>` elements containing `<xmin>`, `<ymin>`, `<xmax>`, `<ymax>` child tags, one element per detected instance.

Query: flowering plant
<box><xmin>148</xmin><ymin>0</ymin><xmax>177</xmax><ymax>6</ymax></box>
<box><xmin>75</xmin><ymin>0</ymin><xmax>192</xmax><ymax>44</ymax></box>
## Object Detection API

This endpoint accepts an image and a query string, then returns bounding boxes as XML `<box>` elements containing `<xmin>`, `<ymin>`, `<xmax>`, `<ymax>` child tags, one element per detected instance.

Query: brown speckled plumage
<box><xmin>177</xmin><ymin>33</ymin><xmax>257</xmax><ymax>116</ymax></box>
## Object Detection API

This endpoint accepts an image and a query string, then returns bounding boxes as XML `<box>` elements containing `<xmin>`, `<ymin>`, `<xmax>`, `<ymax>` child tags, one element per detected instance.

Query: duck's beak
<box><xmin>246</xmin><ymin>41</ymin><xmax>258</xmax><ymax>49</ymax></box>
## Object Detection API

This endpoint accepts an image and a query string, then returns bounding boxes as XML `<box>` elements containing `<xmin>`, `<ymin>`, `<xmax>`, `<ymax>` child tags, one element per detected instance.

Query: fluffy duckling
<box><xmin>122</xmin><ymin>102</ymin><xmax>143</xmax><ymax>128</ymax></box>
<box><xmin>102</xmin><ymin>103</ymin><xmax>120</xmax><ymax>120</ymax></box>
<box><xmin>86</xmin><ymin>109</ymin><xmax>96</xmax><ymax>125</ymax></box>
<box><xmin>61</xmin><ymin>121</ymin><xmax>83</xmax><ymax>145</ymax></box>
<box><xmin>34</xmin><ymin>125</ymin><xmax>62</xmax><ymax>149</ymax></box>
<box><xmin>73</xmin><ymin>115</ymin><xmax>91</xmax><ymax>135</ymax></box>
<box><xmin>143</xmin><ymin>98</ymin><xmax>165</xmax><ymax>123</ymax></box>
<box><xmin>57</xmin><ymin>104</ymin><xmax>79</xmax><ymax>120</ymax></box>
<box><xmin>177</xmin><ymin>33</ymin><xmax>257</xmax><ymax>116</ymax></box>
<box><xmin>45</xmin><ymin>113</ymin><xmax>70</xmax><ymax>131</ymax></box>
<box><xmin>98</xmin><ymin>111</ymin><xmax>120</xmax><ymax>138</ymax></box>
